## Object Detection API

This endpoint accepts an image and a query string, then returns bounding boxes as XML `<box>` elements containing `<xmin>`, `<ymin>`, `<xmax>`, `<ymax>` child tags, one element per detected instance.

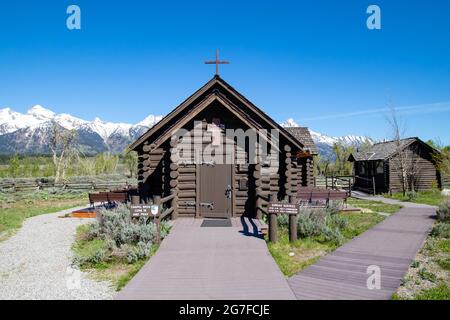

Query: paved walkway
<box><xmin>116</xmin><ymin>217</ymin><xmax>296</xmax><ymax>300</ymax></box>
<box><xmin>288</xmin><ymin>196</ymin><xmax>436</xmax><ymax>300</ymax></box>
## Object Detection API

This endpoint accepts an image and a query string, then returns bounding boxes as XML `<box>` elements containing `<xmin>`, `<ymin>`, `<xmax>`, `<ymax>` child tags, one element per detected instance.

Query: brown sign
<box><xmin>130</xmin><ymin>205</ymin><xmax>152</xmax><ymax>217</ymax></box>
<box><xmin>267</xmin><ymin>202</ymin><xmax>298</xmax><ymax>215</ymax></box>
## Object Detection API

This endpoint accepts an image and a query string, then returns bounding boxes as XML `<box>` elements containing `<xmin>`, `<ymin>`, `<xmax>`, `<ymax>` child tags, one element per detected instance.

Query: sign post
<box><xmin>267</xmin><ymin>197</ymin><xmax>299</xmax><ymax>243</ymax></box>
<box><xmin>152</xmin><ymin>196</ymin><xmax>161</xmax><ymax>244</ymax></box>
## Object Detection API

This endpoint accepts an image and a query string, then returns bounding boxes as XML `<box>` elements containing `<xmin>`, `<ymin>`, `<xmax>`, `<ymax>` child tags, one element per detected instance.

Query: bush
<box><xmin>297</xmin><ymin>208</ymin><xmax>327</xmax><ymax>238</ymax></box>
<box><xmin>418</xmin><ymin>268</ymin><xmax>437</xmax><ymax>282</ymax></box>
<box><xmin>437</xmin><ymin>200</ymin><xmax>450</xmax><ymax>222</ymax></box>
<box><xmin>296</xmin><ymin>207</ymin><xmax>344</xmax><ymax>245</ymax></box>
<box><xmin>322</xmin><ymin>226</ymin><xmax>344</xmax><ymax>245</ymax></box>
<box><xmin>431</xmin><ymin>222</ymin><xmax>450</xmax><ymax>238</ymax></box>
<box><xmin>74</xmin><ymin>203</ymin><xmax>170</xmax><ymax>267</ymax></box>
<box><xmin>277</xmin><ymin>214</ymin><xmax>289</xmax><ymax>228</ymax></box>
<box><xmin>327</xmin><ymin>214</ymin><xmax>349</xmax><ymax>230</ymax></box>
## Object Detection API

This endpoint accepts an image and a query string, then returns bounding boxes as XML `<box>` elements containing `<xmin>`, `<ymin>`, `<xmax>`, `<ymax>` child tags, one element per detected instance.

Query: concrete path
<box><xmin>288</xmin><ymin>196</ymin><xmax>436</xmax><ymax>300</ymax></box>
<box><xmin>116</xmin><ymin>217</ymin><xmax>296</xmax><ymax>300</ymax></box>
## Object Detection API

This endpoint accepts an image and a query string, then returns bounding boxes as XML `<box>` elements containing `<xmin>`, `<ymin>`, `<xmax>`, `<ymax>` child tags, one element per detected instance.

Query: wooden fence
<box><xmin>315</xmin><ymin>175</ymin><xmax>355</xmax><ymax>195</ymax></box>
<box><xmin>0</xmin><ymin>180</ymin><xmax>131</xmax><ymax>192</ymax></box>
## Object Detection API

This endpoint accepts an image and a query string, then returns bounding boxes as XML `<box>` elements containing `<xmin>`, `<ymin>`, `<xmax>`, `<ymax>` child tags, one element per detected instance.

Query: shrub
<box><xmin>437</xmin><ymin>200</ymin><xmax>450</xmax><ymax>222</ymax></box>
<box><xmin>431</xmin><ymin>222</ymin><xmax>450</xmax><ymax>238</ymax></box>
<box><xmin>277</xmin><ymin>214</ymin><xmax>289</xmax><ymax>228</ymax></box>
<box><xmin>322</xmin><ymin>226</ymin><xmax>344</xmax><ymax>245</ymax></box>
<box><xmin>327</xmin><ymin>214</ymin><xmax>349</xmax><ymax>230</ymax></box>
<box><xmin>418</xmin><ymin>268</ymin><xmax>437</xmax><ymax>282</ymax></box>
<box><xmin>74</xmin><ymin>203</ymin><xmax>170</xmax><ymax>267</ymax></box>
<box><xmin>297</xmin><ymin>208</ymin><xmax>327</xmax><ymax>238</ymax></box>
<box><xmin>406</xmin><ymin>190</ymin><xmax>417</xmax><ymax>201</ymax></box>
<box><xmin>326</xmin><ymin>201</ymin><xmax>344</xmax><ymax>215</ymax></box>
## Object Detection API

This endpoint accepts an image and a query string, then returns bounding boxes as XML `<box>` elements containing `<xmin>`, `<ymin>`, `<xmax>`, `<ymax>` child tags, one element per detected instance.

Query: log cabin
<box><xmin>129</xmin><ymin>75</ymin><xmax>317</xmax><ymax>219</ymax></box>
<box><xmin>349</xmin><ymin>137</ymin><xmax>442</xmax><ymax>194</ymax></box>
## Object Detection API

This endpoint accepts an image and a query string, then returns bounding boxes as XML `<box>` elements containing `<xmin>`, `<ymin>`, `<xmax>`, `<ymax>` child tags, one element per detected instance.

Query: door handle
<box><xmin>200</xmin><ymin>202</ymin><xmax>214</xmax><ymax>209</ymax></box>
<box><xmin>225</xmin><ymin>185</ymin><xmax>232</xmax><ymax>199</ymax></box>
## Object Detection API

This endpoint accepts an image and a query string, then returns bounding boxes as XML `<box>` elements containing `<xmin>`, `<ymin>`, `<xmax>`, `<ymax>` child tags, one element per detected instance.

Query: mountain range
<box><xmin>0</xmin><ymin>106</ymin><xmax>370</xmax><ymax>157</ymax></box>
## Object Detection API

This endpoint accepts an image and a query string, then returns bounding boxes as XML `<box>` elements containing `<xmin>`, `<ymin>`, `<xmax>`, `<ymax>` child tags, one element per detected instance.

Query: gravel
<box><xmin>0</xmin><ymin>206</ymin><xmax>115</xmax><ymax>300</ymax></box>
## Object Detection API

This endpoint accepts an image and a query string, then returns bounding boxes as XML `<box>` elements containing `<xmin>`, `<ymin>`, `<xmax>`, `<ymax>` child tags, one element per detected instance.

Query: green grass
<box><xmin>0</xmin><ymin>190</ymin><xmax>87</xmax><ymax>241</ymax></box>
<box><xmin>268</xmin><ymin>199</ymin><xmax>401</xmax><ymax>276</ymax></box>
<box><xmin>347</xmin><ymin>197</ymin><xmax>403</xmax><ymax>214</ymax></box>
<box><xmin>394</xmin><ymin>220</ymin><xmax>450</xmax><ymax>300</ymax></box>
<box><xmin>414</xmin><ymin>284</ymin><xmax>450</xmax><ymax>300</ymax></box>
<box><xmin>72</xmin><ymin>224</ymin><xmax>160</xmax><ymax>291</ymax></box>
<box><xmin>268</xmin><ymin>233</ymin><xmax>333</xmax><ymax>276</ymax></box>
<box><xmin>385</xmin><ymin>190</ymin><xmax>447</xmax><ymax>206</ymax></box>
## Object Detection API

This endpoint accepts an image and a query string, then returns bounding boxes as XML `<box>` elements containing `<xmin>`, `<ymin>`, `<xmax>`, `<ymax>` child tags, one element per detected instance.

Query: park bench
<box><xmin>89</xmin><ymin>192</ymin><xmax>129</xmax><ymax>208</ymax></box>
<box><xmin>297</xmin><ymin>187</ymin><xmax>348</xmax><ymax>207</ymax></box>
<box><xmin>88</xmin><ymin>192</ymin><xmax>109</xmax><ymax>208</ymax></box>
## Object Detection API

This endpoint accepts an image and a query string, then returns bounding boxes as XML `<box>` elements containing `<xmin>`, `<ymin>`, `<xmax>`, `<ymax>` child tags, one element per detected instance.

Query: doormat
<box><xmin>201</xmin><ymin>219</ymin><xmax>232</xmax><ymax>227</ymax></box>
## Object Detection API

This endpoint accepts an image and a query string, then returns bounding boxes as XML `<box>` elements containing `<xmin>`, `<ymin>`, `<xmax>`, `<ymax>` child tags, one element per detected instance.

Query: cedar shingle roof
<box><xmin>285</xmin><ymin>127</ymin><xmax>318</xmax><ymax>155</ymax></box>
<box><xmin>350</xmin><ymin>138</ymin><xmax>417</xmax><ymax>161</ymax></box>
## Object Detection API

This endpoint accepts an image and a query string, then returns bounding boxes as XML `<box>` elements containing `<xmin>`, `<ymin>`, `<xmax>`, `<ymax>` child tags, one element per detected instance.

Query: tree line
<box><xmin>1</xmin><ymin>122</ymin><xmax>138</xmax><ymax>181</ymax></box>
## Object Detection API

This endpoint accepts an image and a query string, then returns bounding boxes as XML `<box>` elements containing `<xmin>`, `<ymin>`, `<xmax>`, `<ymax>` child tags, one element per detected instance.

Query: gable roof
<box><xmin>285</xmin><ymin>127</ymin><xmax>318</xmax><ymax>155</ymax></box>
<box><xmin>349</xmin><ymin>137</ymin><xmax>437</xmax><ymax>161</ymax></box>
<box><xmin>129</xmin><ymin>75</ymin><xmax>307</xmax><ymax>152</ymax></box>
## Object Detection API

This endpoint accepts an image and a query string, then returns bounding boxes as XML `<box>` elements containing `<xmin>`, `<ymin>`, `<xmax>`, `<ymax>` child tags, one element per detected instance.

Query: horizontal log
<box><xmin>179</xmin><ymin>167</ymin><xmax>196</xmax><ymax>174</ymax></box>
<box><xmin>169</xmin><ymin>180</ymin><xmax>178</xmax><ymax>188</ymax></box>
<box><xmin>178</xmin><ymin>208</ymin><xmax>196</xmax><ymax>214</ymax></box>
<box><xmin>178</xmin><ymin>191</ymin><xmax>196</xmax><ymax>198</ymax></box>
<box><xmin>170</xmin><ymin>171</ymin><xmax>179</xmax><ymax>179</ymax></box>
<box><xmin>178</xmin><ymin>183</ymin><xmax>196</xmax><ymax>190</ymax></box>
<box><xmin>178</xmin><ymin>175</ymin><xmax>196</xmax><ymax>183</ymax></box>
<box><xmin>169</xmin><ymin>163</ymin><xmax>179</xmax><ymax>171</ymax></box>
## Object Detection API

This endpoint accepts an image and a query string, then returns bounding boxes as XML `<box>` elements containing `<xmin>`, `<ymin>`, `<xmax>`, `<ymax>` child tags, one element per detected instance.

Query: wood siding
<box><xmin>388</xmin><ymin>143</ymin><xmax>440</xmax><ymax>192</ymax></box>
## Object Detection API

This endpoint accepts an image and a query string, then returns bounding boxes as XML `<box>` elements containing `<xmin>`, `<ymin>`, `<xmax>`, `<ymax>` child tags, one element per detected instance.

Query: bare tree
<box><xmin>49</xmin><ymin>121</ymin><xmax>76</xmax><ymax>183</ymax></box>
<box><xmin>386</xmin><ymin>106</ymin><xmax>420</xmax><ymax>196</ymax></box>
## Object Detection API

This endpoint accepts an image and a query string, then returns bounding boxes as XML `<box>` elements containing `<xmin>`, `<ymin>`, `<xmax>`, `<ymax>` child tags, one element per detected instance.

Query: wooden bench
<box><xmin>297</xmin><ymin>187</ymin><xmax>348</xmax><ymax>207</ymax></box>
<box><xmin>88</xmin><ymin>192</ymin><xmax>108</xmax><ymax>208</ymax></box>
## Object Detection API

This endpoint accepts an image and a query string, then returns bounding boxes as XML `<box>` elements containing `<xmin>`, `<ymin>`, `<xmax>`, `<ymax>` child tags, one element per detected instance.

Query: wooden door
<box><xmin>199</xmin><ymin>164</ymin><xmax>232</xmax><ymax>218</ymax></box>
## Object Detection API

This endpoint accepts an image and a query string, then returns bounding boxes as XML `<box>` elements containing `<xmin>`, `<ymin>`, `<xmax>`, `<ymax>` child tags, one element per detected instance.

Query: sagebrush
<box><xmin>74</xmin><ymin>203</ymin><xmax>170</xmax><ymax>266</ymax></box>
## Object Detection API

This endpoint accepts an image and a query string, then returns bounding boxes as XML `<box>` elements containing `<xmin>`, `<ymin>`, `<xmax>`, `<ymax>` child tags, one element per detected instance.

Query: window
<box><xmin>359</xmin><ymin>163</ymin><xmax>366</xmax><ymax>174</ymax></box>
<box><xmin>376</xmin><ymin>161</ymin><xmax>384</xmax><ymax>174</ymax></box>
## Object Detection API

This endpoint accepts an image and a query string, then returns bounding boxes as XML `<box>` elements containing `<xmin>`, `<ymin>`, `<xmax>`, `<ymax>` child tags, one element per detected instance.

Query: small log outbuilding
<box><xmin>129</xmin><ymin>76</ymin><xmax>317</xmax><ymax>219</ymax></box>
<box><xmin>349</xmin><ymin>137</ymin><xmax>442</xmax><ymax>194</ymax></box>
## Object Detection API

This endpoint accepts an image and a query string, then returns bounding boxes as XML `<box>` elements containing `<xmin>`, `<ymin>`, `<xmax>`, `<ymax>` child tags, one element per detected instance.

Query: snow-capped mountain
<box><xmin>281</xmin><ymin>118</ymin><xmax>372</xmax><ymax>159</ymax></box>
<box><xmin>0</xmin><ymin>105</ymin><xmax>162</xmax><ymax>155</ymax></box>
<box><xmin>0</xmin><ymin>107</ymin><xmax>371</xmax><ymax>157</ymax></box>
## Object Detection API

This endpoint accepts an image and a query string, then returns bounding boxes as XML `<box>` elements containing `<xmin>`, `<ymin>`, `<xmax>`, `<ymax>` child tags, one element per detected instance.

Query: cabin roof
<box><xmin>285</xmin><ymin>127</ymin><xmax>318</xmax><ymax>155</ymax></box>
<box><xmin>129</xmin><ymin>75</ymin><xmax>307</xmax><ymax>152</ymax></box>
<box><xmin>349</xmin><ymin>137</ymin><xmax>437</xmax><ymax>161</ymax></box>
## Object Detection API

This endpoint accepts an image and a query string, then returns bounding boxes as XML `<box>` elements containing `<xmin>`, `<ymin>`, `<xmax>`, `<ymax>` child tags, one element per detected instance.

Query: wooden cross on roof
<box><xmin>205</xmin><ymin>49</ymin><xmax>229</xmax><ymax>76</ymax></box>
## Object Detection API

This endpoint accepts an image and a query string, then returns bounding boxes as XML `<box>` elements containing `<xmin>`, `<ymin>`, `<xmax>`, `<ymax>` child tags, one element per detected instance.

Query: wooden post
<box><xmin>254</xmin><ymin>164</ymin><xmax>263</xmax><ymax>219</ymax></box>
<box><xmin>153</xmin><ymin>195</ymin><xmax>161</xmax><ymax>244</ymax></box>
<box><xmin>268</xmin><ymin>193</ymin><xmax>278</xmax><ymax>243</ymax></box>
<box><xmin>372</xmin><ymin>176</ymin><xmax>376</xmax><ymax>195</ymax></box>
<box><xmin>171</xmin><ymin>188</ymin><xmax>178</xmax><ymax>220</ymax></box>
<box><xmin>288</xmin><ymin>195</ymin><xmax>298</xmax><ymax>242</ymax></box>
<box><xmin>131</xmin><ymin>195</ymin><xmax>140</xmax><ymax>205</ymax></box>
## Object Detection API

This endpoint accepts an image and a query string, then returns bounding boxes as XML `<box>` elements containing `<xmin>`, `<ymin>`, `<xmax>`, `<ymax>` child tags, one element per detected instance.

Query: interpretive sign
<box><xmin>267</xmin><ymin>202</ymin><xmax>298</xmax><ymax>215</ymax></box>
<box><xmin>130</xmin><ymin>205</ymin><xmax>152</xmax><ymax>217</ymax></box>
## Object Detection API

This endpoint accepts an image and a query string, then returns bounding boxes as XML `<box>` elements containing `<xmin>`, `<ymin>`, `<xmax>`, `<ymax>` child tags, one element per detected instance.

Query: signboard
<box><xmin>130</xmin><ymin>205</ymin><xmax>152</xmax><ymax>217</ymax></box>
<box><xmin>150</xmin><ymin>204</ymin><xmax>159</xmax><ymax>216</ymax></box>
<box><xmin>267</xmin><ymin>202</ymin><xmax>298</xmax><ymax>215</ymax></box>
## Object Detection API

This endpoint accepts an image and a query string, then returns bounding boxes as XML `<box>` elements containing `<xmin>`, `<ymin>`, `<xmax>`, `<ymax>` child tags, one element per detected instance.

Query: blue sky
<box><xmin>1</xmin><ymin>0</ymin><xmax>449</xmax><ymax>143</ymax></box>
